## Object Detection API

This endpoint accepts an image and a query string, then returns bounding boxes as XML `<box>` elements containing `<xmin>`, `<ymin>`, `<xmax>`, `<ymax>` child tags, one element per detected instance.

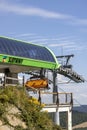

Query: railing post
<box><xmin>53</xmin><ymin>70</ymin><xmax>60</xmax><ymax>125</ymax></box>
<box><xmin>38</xmin><ymin>90</ymin><xmax>41</xmax><ymax>105</ymax></box>
<box><xmin>22</xmin><ymin>75</ymin><xmax>25</xmax><ymax>91</ymax></box>
<box><xmin>23</xmin><ymin>75</ymin><xmax>25</xmax><ymax>86</ymax></box>
<box><xmin>56</xmin><ymin>92</ymin><xmax>59</xmax><ymax>106</ymax></box>
<box><xmin>70</xmin><ymin>93</ymin><xmax>73</xmax><ymax>106</ymax></box>
<box><xmin>65</xmin><ymin>93</ymin><xmax>68</xmax><ymax>104</ymax></box>
<box><xmin>3</xmin><ymin>75</ymin><xmax>6</xmax><ymax>88</ymax></box>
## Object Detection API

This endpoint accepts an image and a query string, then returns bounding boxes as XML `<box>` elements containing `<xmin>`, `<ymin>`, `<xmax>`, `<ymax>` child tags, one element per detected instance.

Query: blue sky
<box><xmin>0</xmin><ymin>0</ymin><xmax>87</xmax><ymax>105</ymax></box>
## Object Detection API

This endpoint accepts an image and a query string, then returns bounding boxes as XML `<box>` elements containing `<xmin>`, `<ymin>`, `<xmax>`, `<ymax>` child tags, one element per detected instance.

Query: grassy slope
<box><xmin>0</xmin><ymin>86</ymin><xmax>62</xmax><ymax>130</ymax></box>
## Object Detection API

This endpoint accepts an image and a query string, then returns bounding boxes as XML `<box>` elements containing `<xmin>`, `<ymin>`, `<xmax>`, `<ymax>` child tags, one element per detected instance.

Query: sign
<box><xmin>2</xmin><ymin>56</ymin><xmax>7</xmax><ymax>62</ymax></box>
<box><xmin>8</xmin><ymin>57</ymin><xmax>23</xmax><ymax>64</ymax></box>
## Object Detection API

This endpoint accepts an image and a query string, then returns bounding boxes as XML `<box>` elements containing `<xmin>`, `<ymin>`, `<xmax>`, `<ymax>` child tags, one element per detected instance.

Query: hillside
<box><xmin>73</xmin><ymin>122</ymin><xmax>87</xmax><ymax>129</ymax></box>
<box><xmin>0</xmin><ymin>86</ymin><xmax>62</xmax><ymax>130</ymax></box>
<box><xmin>73</xmin><ymin>105</ymin><xmax>87</xmax><ymax>113</ymax></box>
<box><xmin>1</xmin><ymin>86</ymin><xmax>87</xmax><ymax>130</ymax></box>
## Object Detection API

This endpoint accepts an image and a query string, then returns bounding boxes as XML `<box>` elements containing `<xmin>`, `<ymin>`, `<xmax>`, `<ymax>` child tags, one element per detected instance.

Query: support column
<box><xmin>54</xmin><ymin>111</ymin><xmax>60</xmax><ymax>125</ymax></box>
<box><xmin>67</xmin><ymin>109</ymin><xmax>72</xmax><ymax>130</ymax></box>
<box><xmin>53</xmin><ymin>70</ymin><xmax>60</xmax><ymax>125</ymax></box>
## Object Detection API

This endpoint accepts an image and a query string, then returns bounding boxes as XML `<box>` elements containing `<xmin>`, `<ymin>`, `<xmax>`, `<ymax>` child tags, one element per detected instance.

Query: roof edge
<box><xmin>45</xmin><ymin>47</ymin><xmax>61</xmax><ymax>69</ymax></box>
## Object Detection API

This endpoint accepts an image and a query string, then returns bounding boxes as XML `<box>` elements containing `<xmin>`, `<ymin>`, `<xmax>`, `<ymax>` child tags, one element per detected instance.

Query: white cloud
<box><xmin>48</xmin><ymin>43</ymin><xmax>67</xmax><ymax>47</ymax></box>
<box><xmin>29</xmin><ymin>38</ymin><xmax>49</xmax><ymax>43</ymax></box>
<box><xmin>28</xmin><ymin>38</ymin><xmax>70</xmax><ymax>44</ymax></box>
<box><xmin>15</xmin><ymin>33</ymin><xmax>36</xmax><ymax>37</ymax></box>
<box><xmin>66</xmin><ymin>45</ymin><xmax>87</xmax><ymax>52</ymax></box>
<box><xmin>0</xmin><ymin>0</ymin><xmax>87</xmax><ymax>26</ymax></box>
<box><xmin>48</xmin><ymin>42</ymin><xmax>76</xmax><ymax>48</ymax></box>
<box><xmin>0</xmin><ymin>1</ymin><xmax>72</xmax><ymax>20</ymax></box>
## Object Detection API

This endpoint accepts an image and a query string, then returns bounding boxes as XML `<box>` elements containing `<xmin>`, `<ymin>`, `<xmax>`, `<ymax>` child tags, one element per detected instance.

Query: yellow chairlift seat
<box><xmin>25</xmin><ymin>78</ymin><xmax>48</xmax><ymax>89</ymax></box>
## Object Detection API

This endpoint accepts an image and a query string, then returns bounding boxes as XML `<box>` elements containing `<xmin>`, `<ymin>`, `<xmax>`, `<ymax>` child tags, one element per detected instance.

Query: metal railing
<box><xmin>0</xmin><ymin>76</ymin><xmax>25</xmax><ymax>87</ymax></box>
<box><xmin>38</xmin><ymin>91</ymin><xmax>73</xmax><ymax>106</ymax></box>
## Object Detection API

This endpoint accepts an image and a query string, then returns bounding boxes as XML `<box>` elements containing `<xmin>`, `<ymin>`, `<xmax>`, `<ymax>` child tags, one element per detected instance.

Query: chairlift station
<box><xmin>0</xmin><ymin>36</ymin><xmax>85</xmax><ymax>130</ymax></box>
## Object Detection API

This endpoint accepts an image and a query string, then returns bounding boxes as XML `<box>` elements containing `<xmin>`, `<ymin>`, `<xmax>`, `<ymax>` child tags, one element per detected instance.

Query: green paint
<box><xmin>0</xmin><ymin>54</ymin><xmax>59</xmax><ymax>69</ymax></box>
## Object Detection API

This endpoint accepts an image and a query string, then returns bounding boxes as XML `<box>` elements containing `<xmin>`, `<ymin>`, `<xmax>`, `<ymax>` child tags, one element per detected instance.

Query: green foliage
<box><xmin>0</xmin><ymin>86</ymin><xmax>62</xmax><ymax>130</ymax></box>
<box><xmin>14</xmin><ymin>125</ymin><xmax>26</xmax><ymax>130</ymax></box>
<box><xmin>0</xmin><ymin>94</ymin><xmax>9</xmax><ymax>103</ymax></box>
<box><xmin>0</xmin><ymin>102</ymin><xmax>6</xmax><ymax>116</ymax></box>
<box><xmin>53</xmin><ymin>124</ymin><xmax>62</xmax><ymax>130</ymax></box>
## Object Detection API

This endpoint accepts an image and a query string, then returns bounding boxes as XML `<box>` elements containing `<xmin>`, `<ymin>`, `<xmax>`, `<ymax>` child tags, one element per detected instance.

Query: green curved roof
<box><xmin>0</xmin><ymin>36</ymin><xmax>60</xmax><ymax>70</ymax></box>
